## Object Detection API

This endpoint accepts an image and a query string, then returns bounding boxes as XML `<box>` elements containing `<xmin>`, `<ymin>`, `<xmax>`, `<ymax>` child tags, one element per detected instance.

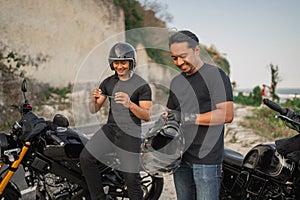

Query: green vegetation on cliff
<box><xmin>114</xmin><ymin>0</ymin><xmax>231</xmax><ymax>75</ymax></box>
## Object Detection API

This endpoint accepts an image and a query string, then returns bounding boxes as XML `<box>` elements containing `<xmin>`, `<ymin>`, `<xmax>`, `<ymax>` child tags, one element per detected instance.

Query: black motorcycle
<box><xmin>0</xmin><ymin>79</ymin><xmax>163</xmax><ymax>199</ymax></box>
<box><xmin>222</xmin><ymin>98</ymin><xmax>300</xmax><ymax>199</ymax></box>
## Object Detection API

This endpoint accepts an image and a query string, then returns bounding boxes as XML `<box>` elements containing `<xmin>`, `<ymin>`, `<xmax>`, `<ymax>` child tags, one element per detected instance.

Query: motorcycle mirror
<box><xmin>21</xmin><ymin>79</ymin><xmax>29</xmax><ymax>104</ymax></box>
<box><xmin>21</xmin><ymin>79</ymin><xmax>27</xmax><ymax>93</ymax></box>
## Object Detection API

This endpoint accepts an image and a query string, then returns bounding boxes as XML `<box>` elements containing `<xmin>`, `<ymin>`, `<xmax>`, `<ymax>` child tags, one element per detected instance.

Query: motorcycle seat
<box><xmin>224</xmin><ymin>148</ymin><xmax>244</xmax><ymax>166</ymax></box>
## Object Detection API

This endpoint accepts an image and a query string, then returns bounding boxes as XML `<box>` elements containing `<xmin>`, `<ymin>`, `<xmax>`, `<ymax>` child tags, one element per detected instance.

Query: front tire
<box><xmin>104</xmin><ymin>171</ymin><xmax>164</xmax><ymax>200</ymax></box>
<box><xmin>140</xmin><ymin>172</ymin><xmax>163</xmax><ymax>200</ymax></box>
<box><xmin>0</xmin><ymin>187</ymin><xmax>21</xmax><ymax>200</ymax></box>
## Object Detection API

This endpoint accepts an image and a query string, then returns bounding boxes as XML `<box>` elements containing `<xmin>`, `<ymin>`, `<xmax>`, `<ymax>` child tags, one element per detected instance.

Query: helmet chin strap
<box><xmin>128</xmin><ymin>70</ymin><xmax>134</xmax><ymax>79</ymax></box>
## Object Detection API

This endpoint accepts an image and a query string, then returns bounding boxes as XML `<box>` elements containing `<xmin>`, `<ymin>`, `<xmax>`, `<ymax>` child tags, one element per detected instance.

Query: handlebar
<box><xmin>263</xmin><ymin>98</ymin><xmax>300</xmax><ymax>133</ymax></box>
<box><xmin>263</xmin><ymin>98</ymin><xmax>288</xmax><ymax>115</ymax></box>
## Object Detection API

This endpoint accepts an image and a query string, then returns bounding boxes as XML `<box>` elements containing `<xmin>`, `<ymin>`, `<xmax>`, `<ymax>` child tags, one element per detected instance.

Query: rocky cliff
<box><xmin>0</xmin><ymin>1</ymin><xmax>177</xmax><ymax>129</ymax></box>
<box><xmin>0</xmin><ymin>0</ymin><xmax>125</xmax><ymax>87</ymax></box>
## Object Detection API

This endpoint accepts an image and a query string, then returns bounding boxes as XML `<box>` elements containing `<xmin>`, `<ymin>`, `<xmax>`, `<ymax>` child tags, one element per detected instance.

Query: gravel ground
<box><xmin>158</xmin><ymin>175</ymin><xmax>177</xmax><ymax>200</ymax></box>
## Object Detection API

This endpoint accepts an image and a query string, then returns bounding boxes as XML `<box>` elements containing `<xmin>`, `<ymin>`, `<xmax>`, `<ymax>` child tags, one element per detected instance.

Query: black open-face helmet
<box><xmin>108</xmin><ymin>42</ymin><xmax>137</xmax><ymax>70</ymax></box>
<box><xmin>140</xmin><ymin>115</ymin><xmax>184</xmax><ymax>178</ymax></box>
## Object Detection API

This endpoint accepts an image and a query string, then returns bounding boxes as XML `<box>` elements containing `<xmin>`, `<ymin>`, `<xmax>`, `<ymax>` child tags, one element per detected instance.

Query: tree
<box><xmin>269</xmin><ymin>63</ymin><xmax>281</xmax><ymax>102</ymax></box>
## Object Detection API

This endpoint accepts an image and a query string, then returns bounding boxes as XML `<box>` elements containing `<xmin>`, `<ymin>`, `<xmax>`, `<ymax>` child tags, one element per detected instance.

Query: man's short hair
<box><xmin>169</xmin><ymin>30</ymin><xmax>199</xmax><ymax>49</ymax></box>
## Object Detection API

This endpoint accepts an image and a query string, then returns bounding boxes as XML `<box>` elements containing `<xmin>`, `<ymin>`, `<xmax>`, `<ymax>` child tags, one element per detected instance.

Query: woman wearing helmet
<box><xmin>80</xmin><ymin>42</ymin><xmax>152</xmax><ymax>200</ymax></box>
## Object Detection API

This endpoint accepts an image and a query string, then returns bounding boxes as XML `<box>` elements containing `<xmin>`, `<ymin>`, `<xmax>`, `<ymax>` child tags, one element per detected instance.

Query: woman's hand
<box><xmin>114</xmin><ymin>92</ymin><xmax>131</xmax><ymax>108</ymax></box>
<box><xmin>114</xmin><ymin>92</ymin><xmax>152</xmax><ymax>121</ymax></box>
<box><xmin>92</xmin><ymin>88</ymin><xmax>102</xmax><ymax>99</ymax></box>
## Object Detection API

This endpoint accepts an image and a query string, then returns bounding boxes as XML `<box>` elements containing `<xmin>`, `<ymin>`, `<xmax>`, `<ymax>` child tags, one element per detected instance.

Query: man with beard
<box><xmin>167</xmin><ymin>30</ymin><xmax>234</xmax><ymax>200</ymax></box>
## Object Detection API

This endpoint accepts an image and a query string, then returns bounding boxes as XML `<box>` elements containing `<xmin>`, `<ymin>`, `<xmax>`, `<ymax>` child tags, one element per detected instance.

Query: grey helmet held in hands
<box><xmin>108</xmin><ymin>42</ymin><xmax>137</xmax><ymax>70</ymax></box>
<box><xmin>140</xmin><ymin>114</ymin><xmax>184</xmax><ymax>178</ymax></box>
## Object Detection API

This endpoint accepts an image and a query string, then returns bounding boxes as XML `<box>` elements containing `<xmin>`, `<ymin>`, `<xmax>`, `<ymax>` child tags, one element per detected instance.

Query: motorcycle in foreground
<box><xmin>222</xmin><ymin>98</ymin><xmax>300</xmax><ymax>199</ymax></box>
<box><xmin>0</xmin><ymin>79</ymin><xmax>163</xmax><ymax>199</ymax></box>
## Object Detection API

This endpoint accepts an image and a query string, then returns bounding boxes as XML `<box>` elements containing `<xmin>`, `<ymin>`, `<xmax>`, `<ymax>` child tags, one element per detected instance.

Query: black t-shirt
<box><xmin>100</xmin><ymin>73</ymin><xmax>152</xmax><ymax>129</ymax></box>
<box><xmin>167</xmin><ymin>63</ymin><xmax>233</xmax><ymax>164</ymax></box>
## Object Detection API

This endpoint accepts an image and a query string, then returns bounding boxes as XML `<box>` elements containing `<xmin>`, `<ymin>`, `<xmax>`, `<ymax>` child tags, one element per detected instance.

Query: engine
<box><xmin>37</xmin><ymin>173</ymin><xmax>80</xmax><ymax>200</ymax></box>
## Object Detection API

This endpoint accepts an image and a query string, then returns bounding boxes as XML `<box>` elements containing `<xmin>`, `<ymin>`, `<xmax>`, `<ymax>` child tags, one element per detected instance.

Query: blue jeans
<box><xmin>173</xmin><ymin>161</ymin><xmax>222</xmax><ymax>200</ymax></box>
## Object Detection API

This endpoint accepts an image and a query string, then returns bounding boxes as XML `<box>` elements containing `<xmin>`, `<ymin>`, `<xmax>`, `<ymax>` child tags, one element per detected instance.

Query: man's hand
<box><xmin>168</xmin><ymin>110</ymin><xmax>197</xmax><ymax>124</ymax></box>
<box><xmin>167</xmin><ymin>110</ymin><xmax>181</xmax><ymax>122</ymax></box>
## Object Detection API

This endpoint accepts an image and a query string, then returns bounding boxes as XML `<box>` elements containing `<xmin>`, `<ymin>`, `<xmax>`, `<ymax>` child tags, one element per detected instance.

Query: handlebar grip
<box><xmin>263</xmin><ymin>98</ymin><xmax>288</xmax><ymax>115</ymax></box>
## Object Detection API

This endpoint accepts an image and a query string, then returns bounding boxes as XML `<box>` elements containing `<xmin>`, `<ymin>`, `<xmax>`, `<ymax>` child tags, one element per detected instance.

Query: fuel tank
<box><xmin>243</xmin><ymin>142</ymin><xmax>295</xmax><ymax>182</ymax></box>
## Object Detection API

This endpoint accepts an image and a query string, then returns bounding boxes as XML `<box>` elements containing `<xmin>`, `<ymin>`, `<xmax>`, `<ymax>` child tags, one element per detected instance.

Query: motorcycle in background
<box><xmin>221</xmin><ymin>98</ymin><xmax>300</xmax><ymax>199</ymax></box>
<box><xmin>0</xmin><ymin>79</ymin><xmax>163</xmax><ymax>200</ymax></box>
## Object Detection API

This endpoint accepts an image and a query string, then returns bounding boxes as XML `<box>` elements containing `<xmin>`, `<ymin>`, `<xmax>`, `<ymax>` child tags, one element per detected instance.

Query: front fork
<box><xmin>0</xmin><ymin>142</ymin><xmax>30</xmax><ymax>195</ymax></box>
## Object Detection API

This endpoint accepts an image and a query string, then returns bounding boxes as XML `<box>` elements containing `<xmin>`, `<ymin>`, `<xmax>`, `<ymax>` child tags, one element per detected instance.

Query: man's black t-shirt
<box><xmin>167</xmin><ymin>63</ymin><xmax>233</xmax><ymax>164</ymax></box>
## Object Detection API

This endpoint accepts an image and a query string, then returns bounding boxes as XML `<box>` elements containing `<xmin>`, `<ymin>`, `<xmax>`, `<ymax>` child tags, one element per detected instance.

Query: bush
<box><xmin>240</xmin><ymin>96</ymin><xmax>300</xmax><ymax>140</ymax></box>
<box><xmin>234</xmin><ymin>86</ymin><xmax>262</xmax><ymax>107</ymax></box>
<box><xmin>283</xmin><ymin>97</ymin><xmax>300</xmax><ymax>113</ymax></box>
<box><xmin>242</xmin><ymin>106</ymin><xmax>296</xmax><ymax>139</ymax></box>
<box><xmin>0</xmin><ymin>42</ymin><xmax>49</xmax><ymax>78</ymax></box>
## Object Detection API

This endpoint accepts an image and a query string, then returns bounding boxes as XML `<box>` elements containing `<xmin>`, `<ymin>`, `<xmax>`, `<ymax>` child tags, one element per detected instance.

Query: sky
<box><xmin>139</xmin><ymin>0</ymin><xmax>300</xmax><ymax>89</ymax></box>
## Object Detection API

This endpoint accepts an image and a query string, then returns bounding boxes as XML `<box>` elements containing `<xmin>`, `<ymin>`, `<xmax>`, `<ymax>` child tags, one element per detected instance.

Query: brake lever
<box><xmin>276</xmin><ymin>114</ymin><xmax>300</xmax><ymax>132</ymax></box>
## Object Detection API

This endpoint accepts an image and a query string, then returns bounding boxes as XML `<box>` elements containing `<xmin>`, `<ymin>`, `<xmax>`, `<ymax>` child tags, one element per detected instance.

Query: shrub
<box><xmin>234</xmin><ymin>86</ymin><xmax>262</xmax><ymax>107</ymax></box>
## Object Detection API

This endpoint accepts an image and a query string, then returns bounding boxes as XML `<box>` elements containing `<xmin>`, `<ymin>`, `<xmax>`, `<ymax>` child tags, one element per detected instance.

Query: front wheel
<box><xmin>140</xmin><ymin>172</ymin><xmax>163</xmax><ymax>200</ymax></box>
<box><xmin>0</xmin><ymin>187</ymin><xmax>21</xmax><ymax>200</ymax></box>
<box><xmin>104</xmin><ymin>171</ymin><xmax>164</xmax><ymax>200</ymax></box>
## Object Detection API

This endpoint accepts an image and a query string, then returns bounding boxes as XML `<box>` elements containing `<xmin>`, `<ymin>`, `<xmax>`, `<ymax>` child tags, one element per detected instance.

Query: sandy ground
<box><xmin>159</xmin><ymin>175</ymin><xmax>177</xmax><ymax>200</ymax></box>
